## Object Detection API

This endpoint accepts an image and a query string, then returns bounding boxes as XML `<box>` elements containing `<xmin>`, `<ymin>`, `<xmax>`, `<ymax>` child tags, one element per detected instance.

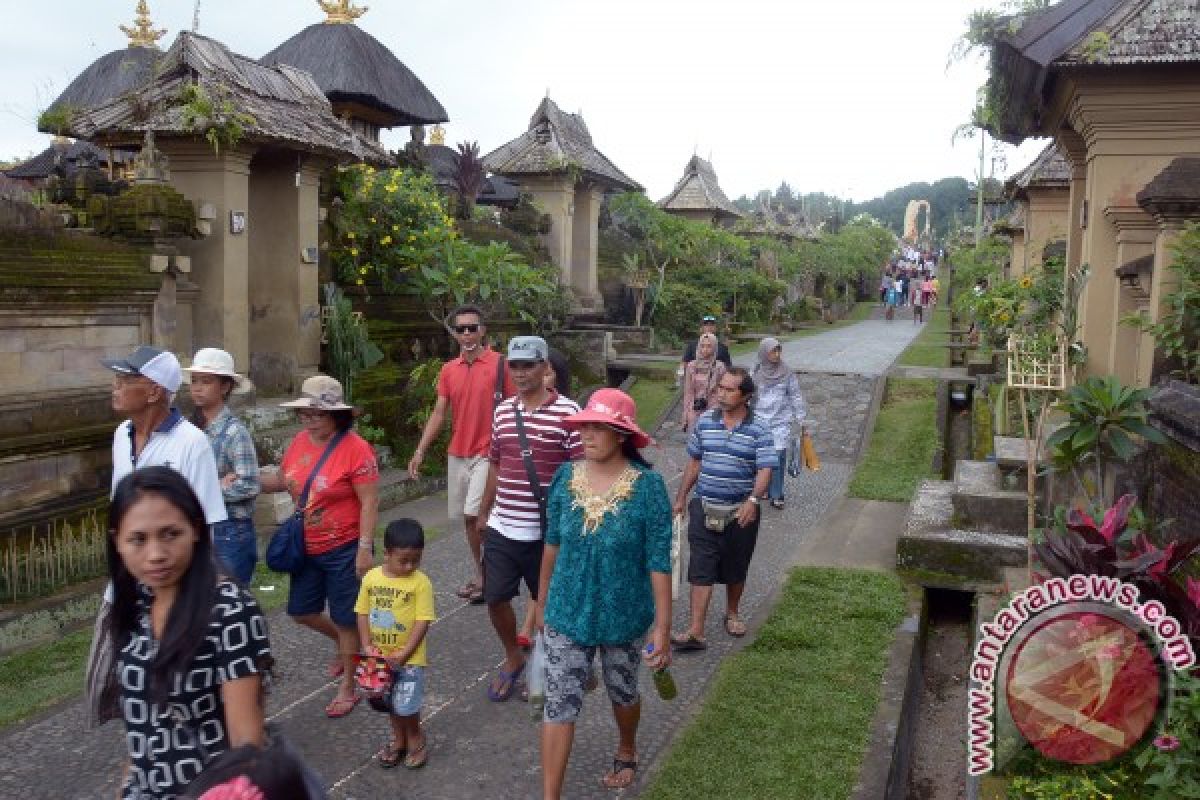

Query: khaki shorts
<box><xmin>448</xmin><ymin>454</ymin><xmax>490</xmax><ymax>518</ymax></box>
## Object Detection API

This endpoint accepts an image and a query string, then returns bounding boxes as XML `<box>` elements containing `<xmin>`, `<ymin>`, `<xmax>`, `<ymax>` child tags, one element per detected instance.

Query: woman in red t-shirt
<box><xmin>260</xmin><ymin>375</ymin><xmax>379</xmax><ymax>718</ymax></box>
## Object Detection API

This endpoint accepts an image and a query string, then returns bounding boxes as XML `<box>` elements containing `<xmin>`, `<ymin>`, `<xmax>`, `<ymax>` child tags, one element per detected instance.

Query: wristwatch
<box><xmin>746</xmin><ymin>496</ymin><xmax>760</xmax><ymax>506</ymax></box>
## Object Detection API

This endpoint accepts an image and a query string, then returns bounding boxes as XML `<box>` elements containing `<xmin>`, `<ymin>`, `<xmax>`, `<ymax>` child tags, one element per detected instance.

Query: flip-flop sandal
<box><xmin>670</xmin><ymin>632</ymin><xmax>707</xmax><ymax>651</ymax></box>
<box><xmin>599</xmin><ymin>756</ymin><xmax>638</xmax><ymax>789</ymax></box>
<box><xmin>467</xmin><ymin>585</ymin><xmax>486</xmax><ymax>605</ymax></box>
<box><xmin>486</xmin><ymin>662</ymin><xmax>525</xmax><ymax>702</ymax></box>
<box><xmin>455</xmin><ymin>581</ymin><xmax>480</xmax><ymax>599</ymax></box>
<box><xmin>725</xmin><ymin>615</ymin><xmax>747</xmax><ymax>637</ymax></box>
<box><xmin>325</xmin><ymin>693</ymin><xmax>361</xmax><ymax>718</ymax></box>
<box><xmin>376</xmin><ymin>740</ymin><xmax>405</xmax><ymax>769</ymax></box>
<box><xmin>404</xmin><ymin>739</ymin><xmax>428</xmax><ymax>769</ymax></box>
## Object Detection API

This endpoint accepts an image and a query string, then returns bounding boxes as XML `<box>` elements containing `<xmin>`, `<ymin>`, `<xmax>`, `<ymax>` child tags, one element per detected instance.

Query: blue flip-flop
<box><xmin>486</xmin><ymin>662</ymin><xmax>526</xmax><ymax>702</ymax></box>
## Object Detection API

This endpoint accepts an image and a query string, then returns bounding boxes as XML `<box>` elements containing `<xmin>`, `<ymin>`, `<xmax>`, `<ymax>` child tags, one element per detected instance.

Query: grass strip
<box><xmin>642</xmin><ymin>567</ymin><xmax>906</xmax><ymax>800</ymax></box>
<box><xmin>627</xmin><ymin>375</ymin><xmax>678</xmax><ymax>431</ymax></box>
<box><xmin>847</xmin><ymin>378</ymin><xmax>939</xmax><ymax>502</ymax></box>
<box><xmin>0</xmin><ymin>625</ymin><xmax>92</xmax><ymax>729</ymax></box>
<box><xmin>895</xmin><ymin>307</ymin><xmax>951</xmax><ymax>368</ymax></box>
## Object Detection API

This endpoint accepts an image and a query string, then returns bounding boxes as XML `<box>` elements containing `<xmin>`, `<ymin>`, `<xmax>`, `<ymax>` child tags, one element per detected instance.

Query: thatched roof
<box><xmin>48</xmin><ymin>47</ymin><xmax>160</xmax><ymax>114</ymax></box>
<box><xmin>986</xmin><ymin>0</ymin><xmax>1200</xmax><ymax>142</ymax></box>
<box><xmin>658</xmin><ymin>155</ymin><xmax>743</xmax><ymax>219</ymax></box>
<box><xmin>53</xmin><ymin>31</ymin><xmax>390</xmax><ymax>165</ymax></box>
<box><xmin>483</xmin><ymin>97</ymin><xmax>641</xmax><ymax>192</ymax></box>
<box><xmin>1006</xmin><ymin>143</ymin><xmax>1071</xmax><ymax>198</ymax></box>
<box><xmin>736</xmin><ymin>201</ymin><xmax>818</xmax><ymax>241</ymax></box>
<box><xmin>5</xmin><ymin>140</ymin><xmax>136</xmax><ymax>180</ymax></box>
<box><xmin>1138</xmin><ymin>157</ymin><xmax>1200</xmax><ymax>218</ymax></box>
<box><xmin>261</xmin><ymin>22</ymin><xmax>447</xmax><ymax>128</ymax></box>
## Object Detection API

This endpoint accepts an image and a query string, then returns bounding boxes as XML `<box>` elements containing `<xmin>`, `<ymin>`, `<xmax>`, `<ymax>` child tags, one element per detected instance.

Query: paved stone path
<box><xmin>735</xmin><ymin>317</ymin><xmax>924</xmax><ymax>376</ymax></box>
<box><xmin>0</xmin><ymin>317</ymin><xmax>924</xmax><ymax>800</ymax></box>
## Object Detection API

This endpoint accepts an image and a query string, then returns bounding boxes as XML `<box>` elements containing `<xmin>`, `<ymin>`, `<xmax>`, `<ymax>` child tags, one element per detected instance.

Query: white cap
<box><xmin>101</xmin><ymin>346</ymin><xmax>183</xmax><ymax>393</ymax></box>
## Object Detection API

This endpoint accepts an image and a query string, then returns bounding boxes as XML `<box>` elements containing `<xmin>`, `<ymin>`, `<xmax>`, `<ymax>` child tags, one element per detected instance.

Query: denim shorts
<box><xmin>386</xmin><ymin>665</ymin><xmax>425</xmax><ymax>717</ymax></box>
<box><xmin>212</xmin><ymin>517</ymin><xmax>257</xmax><ymax>586</ymax></box>
<box><xmin>286</xmin><ymin>540</ymin><xmax>361</xmax><ymax>627</ymax></box>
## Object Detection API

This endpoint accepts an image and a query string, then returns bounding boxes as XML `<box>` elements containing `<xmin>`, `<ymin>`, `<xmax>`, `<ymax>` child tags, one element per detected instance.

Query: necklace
<box><xmin>568</xmin><ymin>462</ymin><xmax>640</xmax><ymax>534</ymax></box>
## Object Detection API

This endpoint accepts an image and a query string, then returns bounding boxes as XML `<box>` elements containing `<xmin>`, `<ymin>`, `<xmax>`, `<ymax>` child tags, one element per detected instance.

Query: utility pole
<box><xmin>974</xmin><ymin>128</ymin><xmax>986</xmax><ymax>246</ymax></box>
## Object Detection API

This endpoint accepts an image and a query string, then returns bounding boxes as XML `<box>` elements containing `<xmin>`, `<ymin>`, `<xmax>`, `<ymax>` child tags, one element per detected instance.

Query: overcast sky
<box><xmin>0</xmin><ymin>0</ymin><xmax>1046</xmax><ymax>203</ymax></box>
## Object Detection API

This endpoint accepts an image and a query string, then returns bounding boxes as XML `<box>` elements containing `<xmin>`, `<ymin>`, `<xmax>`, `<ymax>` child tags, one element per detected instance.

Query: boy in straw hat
<box><xmin>184</xmin><ymin>348</ymin><xmax>261</xmax><ymax>585</ymax></box>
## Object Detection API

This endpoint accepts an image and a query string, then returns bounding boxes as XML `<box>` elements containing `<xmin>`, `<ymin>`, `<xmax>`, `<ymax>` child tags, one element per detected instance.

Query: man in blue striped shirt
<box><xmin>672</xmin><ymin>367</ymin><xmax>776</xmax><ymax>650</ymax></box>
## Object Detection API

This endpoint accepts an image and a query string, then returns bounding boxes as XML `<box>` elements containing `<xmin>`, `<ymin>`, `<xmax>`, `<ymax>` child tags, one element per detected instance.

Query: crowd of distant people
<box><xmin>86</xmin><ymin>303</ymin><xmax>807</xmax><ymax>799</ymax></box>
<box><xmin>880</xmin><ymin>250</ymin><xmax>939</xmax><ymax>323</ymax></box>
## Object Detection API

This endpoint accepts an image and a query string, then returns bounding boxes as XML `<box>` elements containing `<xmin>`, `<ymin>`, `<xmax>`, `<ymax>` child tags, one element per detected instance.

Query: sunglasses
<box><xmin>453</xmin><ymin>324</ymin><xmax>480</xmax><ymax>334</ymax></box>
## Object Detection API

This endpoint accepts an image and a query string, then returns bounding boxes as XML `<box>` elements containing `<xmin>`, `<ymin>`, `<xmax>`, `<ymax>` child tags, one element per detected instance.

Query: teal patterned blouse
<box><xmin>543</xmin><ymin>461</ymin><xmax>673</xmax><ymax>646</ymax></box>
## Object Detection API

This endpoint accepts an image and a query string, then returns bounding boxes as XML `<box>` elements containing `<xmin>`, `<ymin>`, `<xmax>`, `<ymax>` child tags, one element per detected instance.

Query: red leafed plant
<box><xmin>1033</xmin><ymin>494</ymin><xmax>1200</xmax><ymax>649</ymax></box>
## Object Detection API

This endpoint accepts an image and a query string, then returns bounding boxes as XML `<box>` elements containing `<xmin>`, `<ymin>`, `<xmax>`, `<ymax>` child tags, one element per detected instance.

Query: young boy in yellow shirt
<box><xmin>355</xmin><ymin>519</ymin><xmax>436</xmax><ymax>769</ymax></box>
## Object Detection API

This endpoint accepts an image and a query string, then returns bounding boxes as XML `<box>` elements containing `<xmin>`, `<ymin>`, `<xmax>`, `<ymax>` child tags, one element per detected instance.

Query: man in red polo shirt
<box><xmin>409</xmin><ymin>305</ymin><xmax>515</xmax><ymax>603</ymax></box>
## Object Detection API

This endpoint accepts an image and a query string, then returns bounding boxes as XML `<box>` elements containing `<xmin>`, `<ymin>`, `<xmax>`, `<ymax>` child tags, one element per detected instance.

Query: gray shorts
<box><xmin>542</xmin><ymin>624</ymin><xmax>641</xmax><ymax>724</ymax></box>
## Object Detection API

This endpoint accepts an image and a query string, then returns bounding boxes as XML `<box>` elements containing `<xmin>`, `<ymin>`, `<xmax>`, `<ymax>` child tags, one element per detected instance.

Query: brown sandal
<box><xmin>724</xmin><ymin>614</ymin><xmax>747</xmax><ymax>637</ymax></box>
<box><xmin>376</xmin><ymin>740</ymin><xmax>404</xmax><ymax>768</ymax></box>
<box><xmin>404</xmin><ymin>737</ymin><xmax>428</xmax><ymax>769</ymax></box>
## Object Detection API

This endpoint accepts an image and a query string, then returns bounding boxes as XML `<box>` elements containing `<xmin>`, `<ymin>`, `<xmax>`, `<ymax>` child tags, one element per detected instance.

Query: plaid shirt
<box><xmin>204</xmin><ymin>406</ymin><xmax>260</xmax><ymax>519</ymax></box>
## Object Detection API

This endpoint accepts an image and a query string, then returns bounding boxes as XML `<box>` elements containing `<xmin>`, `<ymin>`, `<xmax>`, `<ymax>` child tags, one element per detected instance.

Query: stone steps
<box><xmin>896</xmin><ymin>479</ymin><xmax>1027</xmax><ymax>590</ymax></box>
<box><xmin>951</xmin><ymin>460</ymin><xmax>1027</xmax><ymax>535</ymax></box>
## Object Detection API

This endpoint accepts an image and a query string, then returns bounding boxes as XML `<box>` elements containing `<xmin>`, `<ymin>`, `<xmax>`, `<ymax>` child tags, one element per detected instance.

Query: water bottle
<box><xmin>528</xmin><ymin>631</ymin><xmax>547</xmax><ymax>719</ymax></box>
<box><xmin>644</xmin><ymin>644</ymin><xmax>677</xmax><ymax>701</ymax></box>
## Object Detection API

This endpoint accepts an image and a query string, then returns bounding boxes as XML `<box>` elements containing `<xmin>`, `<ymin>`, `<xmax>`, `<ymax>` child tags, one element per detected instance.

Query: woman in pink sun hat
<box><xmin>535</xmin><ymin>388</ymin><xmax>673</xmax><ymax>796</ymax></box>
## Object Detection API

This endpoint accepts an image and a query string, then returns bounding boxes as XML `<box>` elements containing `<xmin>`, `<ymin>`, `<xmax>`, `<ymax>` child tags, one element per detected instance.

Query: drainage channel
<box><xmin>906</xmin><ymin>587</ymin><xmax>973</xmax><ymax>800</ymax></box>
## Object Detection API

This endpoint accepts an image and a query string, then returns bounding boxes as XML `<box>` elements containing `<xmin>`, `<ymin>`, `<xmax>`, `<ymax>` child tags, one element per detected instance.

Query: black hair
<box><xmin>546</xmin><ymin>348</ymin><xmax>571</xmax><ymax>396</ymax></box>
<box><xmin>449</xmin><ymin>304</ymin><xmax>485</xmax><ymax>326</ymax></box>
<box><xmin>621</xmin><ymin>437</ymin><xmax>652</xmax><ymax>468</ymax></box>
<box><xmin>329</xmin><ymin>409</ymin><xmax>355</xmax><ymax>432</ymax></box>
<box><xmin>724</xmin><ymin>366</ymin><xmax>756</xmax><ymax>397</ymax></box>
<box><xmin>384</xmin><ymin>518</ymin><xmax>425</xmax><ymax>551</ymax></box>
<box><xmin>107</xmin><ymin>467</ymin><xmax>219</xmax><ymax>706</ymax></box>
<box><xmin>182</xmin><ymin>744</ymin><xmax>318</xmax><ymax>800</ymax></box>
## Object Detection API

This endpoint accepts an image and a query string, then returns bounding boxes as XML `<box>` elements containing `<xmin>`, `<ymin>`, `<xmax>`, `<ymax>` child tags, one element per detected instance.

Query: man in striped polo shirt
<box><xmin>476</xmin><ymin>335</ymin><xmax>583</xmax><ymax>701</ymax></box>
<box><xmin>672</xmin><ymin>367</ymin><xmax>776</xmax><ymax>650</ymax></box>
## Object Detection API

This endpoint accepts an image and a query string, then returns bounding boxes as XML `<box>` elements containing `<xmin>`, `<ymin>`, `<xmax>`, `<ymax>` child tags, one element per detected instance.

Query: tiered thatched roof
<box><xmin>658</xmin><ymin>156</ymin><xmax>743</xmax><ymax>221</ymax></box>
<box><xmin>261</xmin><ymin>21</ymin><xmax>447</xmax><ymax>128</ymax></box>
<box><xmin>483</xmin><ymin>97</ymin><xmax>641</xmax><ymax>192</ymax></box>
<box><xmin>51</xmin><ymin>31</ymin><xmax>389</xmax><ymax>165</ymax></box>
<box><xmin>6</xmin><ymin>141</ymin><xmax>136</xmax><ymax>181</ymax></box>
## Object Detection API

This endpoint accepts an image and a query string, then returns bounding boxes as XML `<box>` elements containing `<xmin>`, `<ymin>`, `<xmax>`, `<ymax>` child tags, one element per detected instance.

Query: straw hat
<box><xmin>182</xmin><ymin>347</ymin><xmax>243</xmax><ymax>385</ymax></box>
<box><xmin>279</xmin><ymin>375</ymin><xmax>354</xmax><ymax>411</ymax></box>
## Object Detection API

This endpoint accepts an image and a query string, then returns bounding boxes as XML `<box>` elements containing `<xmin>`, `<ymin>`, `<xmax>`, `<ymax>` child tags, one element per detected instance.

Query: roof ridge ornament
<box><xmin>319</xmin><ymin>0</ymin><xmax>368</xmax><ymax>24</ymax></box>
<box><xmin>120</xmin><ymin>0</ymin><xmax>167</xmax><ymax>49</ymax></box>
<box><xmin>429</xmin><ymin>124</ymin><xmax>445</xmax><ymax>146</ymax></box>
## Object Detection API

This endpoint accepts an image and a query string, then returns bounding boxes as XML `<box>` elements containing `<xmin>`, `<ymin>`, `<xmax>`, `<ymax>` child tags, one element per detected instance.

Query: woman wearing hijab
<box><xmin>751</xmin><ymin>338</ymin><xmax>807</xmax><ymax>509</ymax></box>
<box><xmin>681</xmin><ymin>333</ymin><xmax>725</xmax><ymax>432</ymax></box>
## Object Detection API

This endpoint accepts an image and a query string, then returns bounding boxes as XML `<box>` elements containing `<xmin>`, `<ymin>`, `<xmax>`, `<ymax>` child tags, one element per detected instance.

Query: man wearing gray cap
<box><xmin>103</xmin><ymin>345</ymin><xmax>225</xmax><ymax>524</ymax></box>
<box><xmin>475</xmin><ymin>336</ymin><xmax>583</xmax><ymax>702</ymax></box>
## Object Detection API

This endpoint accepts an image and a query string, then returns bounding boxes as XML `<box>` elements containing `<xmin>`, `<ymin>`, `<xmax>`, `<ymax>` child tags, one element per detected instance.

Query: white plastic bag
<box><xmin>528</xmin><ymin>631</ymin><xmax>547</xmax><ymax>719</ymax></box>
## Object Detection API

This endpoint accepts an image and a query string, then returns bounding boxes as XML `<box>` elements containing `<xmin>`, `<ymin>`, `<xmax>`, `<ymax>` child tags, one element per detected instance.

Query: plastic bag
<box><xmin>528</xmin><ymin>631</ymin><xmax>546</xmax><ymax>719</ymax></box>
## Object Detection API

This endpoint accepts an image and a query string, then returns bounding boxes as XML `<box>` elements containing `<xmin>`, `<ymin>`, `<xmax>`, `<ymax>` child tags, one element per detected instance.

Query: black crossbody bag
<box><xmin>511</xmin><ymin>400</ymin><xmax>548</xmax><ymax>533</ymax></box>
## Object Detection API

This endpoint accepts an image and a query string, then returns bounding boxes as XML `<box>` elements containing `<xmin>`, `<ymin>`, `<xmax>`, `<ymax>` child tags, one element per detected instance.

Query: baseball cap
<box><xmin>701</xmin><ymin>314</ymin><xmax>717</xmax><ymax>323</ymax></box>
<box><xmin>507</xmin><ymin>336</ymin><xmax>548</xmax><ymax>363</ymax></box>
<box><xmin>101</xmin><ymin>346</ymin><xmax>183</xmax><ymax>393</ymax></box>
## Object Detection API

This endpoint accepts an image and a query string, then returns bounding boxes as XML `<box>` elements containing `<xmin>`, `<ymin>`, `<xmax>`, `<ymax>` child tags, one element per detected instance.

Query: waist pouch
<box><xmin>701</xmin><ymin>499</ymin><xmax>741</xmax><ymax>532</ymax></box>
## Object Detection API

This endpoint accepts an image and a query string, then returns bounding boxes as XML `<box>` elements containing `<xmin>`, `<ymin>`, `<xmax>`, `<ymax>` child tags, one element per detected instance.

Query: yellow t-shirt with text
<box><xmin>353</xmin><ymin>567</ymin><xmax>436</xmax><ymax>666</ymax></box>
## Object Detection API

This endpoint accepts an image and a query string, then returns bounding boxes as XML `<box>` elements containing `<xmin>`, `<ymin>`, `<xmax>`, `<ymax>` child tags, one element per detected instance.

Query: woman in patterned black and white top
<box><xmin>108</xmin><ymin>467</ymin><xmax>272</xmax><ymax>799</ymax></box>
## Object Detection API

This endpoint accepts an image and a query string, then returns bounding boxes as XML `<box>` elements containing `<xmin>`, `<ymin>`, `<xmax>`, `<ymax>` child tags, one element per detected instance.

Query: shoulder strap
<box><xmin>511</xmin><ymin>400</ymin><xmax>548</xmax><ymax>533</ymax></box>
<box><xmin>298</xmin><ymin>430</ymin><xmax>348</xmax><ymax>511</ymax></box>
<box><xmin>493</xmin><ymin>353</ymin><xmax>506</xmax><ymax>409</ymax></box>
